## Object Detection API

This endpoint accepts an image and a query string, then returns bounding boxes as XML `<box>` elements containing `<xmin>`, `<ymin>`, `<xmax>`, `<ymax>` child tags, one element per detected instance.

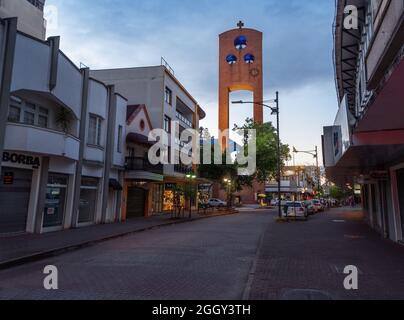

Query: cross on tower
<box><xmin>237</xmin><ymin>20</ymin><xmax>244</xmax><ymax>29</ymax></box>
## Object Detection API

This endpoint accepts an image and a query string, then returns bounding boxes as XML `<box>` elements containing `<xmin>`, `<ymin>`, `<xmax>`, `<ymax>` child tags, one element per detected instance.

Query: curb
<box><xmin>0</xmin><ymin>211</ymin><xmax>236</xmax><ymax>271</ymax></box>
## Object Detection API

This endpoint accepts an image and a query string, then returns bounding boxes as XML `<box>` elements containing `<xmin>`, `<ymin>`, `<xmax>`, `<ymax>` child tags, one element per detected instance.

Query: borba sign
<box><xmin>2</xmin><ymin>152</ymin><xmax>41</xmax><ymax>169</ymax></box>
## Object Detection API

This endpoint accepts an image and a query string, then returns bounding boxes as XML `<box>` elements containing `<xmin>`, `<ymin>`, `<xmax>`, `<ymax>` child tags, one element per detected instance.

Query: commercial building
<box><xmin>323</xmin><ymin>0</ymin><xmax>404</xmax><ymax>242</ymax></box>
<box><xmin>91</xmin><ymin>65</ymin><xmax>206</xmax><ymax>214</ymax></box>
<box><xmin>123</xmin><ymin>104</ymin><xmax>164</xmax><ymax>219</ymax></box>
<box><xmin>266</xmin><ymin>166</ymin><xmax>316</xmax><ymax>201</ymax></box>
<box><xmin>0</xmin><ymin>11</ymin><xmax>127</xmax><ymax>234</ymax></box>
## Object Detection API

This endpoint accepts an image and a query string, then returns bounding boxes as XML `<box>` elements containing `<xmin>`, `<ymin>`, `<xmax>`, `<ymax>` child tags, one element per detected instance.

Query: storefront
<box><xmin>0</xmin><ymin>166</ymin><xmax>33</xmax><ymax>234</ymax></box>
<box><xmin>78</xmin><ymin>177</ymin><xmax>99</xmax><ymax>225</ymax></box>
<box><xmin>42</xmin><ymin>173</ymin><xmax>69</xmax><ymax>231</ymax></box>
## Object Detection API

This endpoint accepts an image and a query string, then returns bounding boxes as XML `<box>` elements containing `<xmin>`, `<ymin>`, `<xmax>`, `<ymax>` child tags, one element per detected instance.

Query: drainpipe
<box><xmin>0</xmin><ymin>18</ymin><xmax>17</xmax><ymax>177</ymax></box>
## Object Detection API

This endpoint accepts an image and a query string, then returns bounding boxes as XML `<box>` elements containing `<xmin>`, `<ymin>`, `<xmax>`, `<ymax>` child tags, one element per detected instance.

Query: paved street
<box><xmin>1</xmin><ymin>208</ymin><xmax>404</xmax><ymax>300</ymax></box>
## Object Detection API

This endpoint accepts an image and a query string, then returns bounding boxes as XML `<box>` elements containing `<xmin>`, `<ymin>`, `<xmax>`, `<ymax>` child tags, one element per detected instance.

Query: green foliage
<box><xmin>234</xmin><ymin>118</ymin><xmax>291</xmax><ymax>183</ymax></box>
<box><xmin>198</xmin><ymin>118</ymin><xmax>290</xmax><ymax>191</ymax></box>
<box><xmin>329</xmin><ymin>185</ymin><xmax>345</xmax><ymax>200</ymax></box>
<box><xmin>56</xmin><ymin>108</ymin><xmax>73</xmax><ymax>133</ymax></box>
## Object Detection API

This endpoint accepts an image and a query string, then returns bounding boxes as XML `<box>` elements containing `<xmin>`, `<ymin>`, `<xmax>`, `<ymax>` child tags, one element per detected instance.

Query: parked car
<box><xmin>208</xmin><ymin>198</ymin><xmax>227</xmax><ymax>208</ymax></box>
<box><xmin>283</xmin><ymin>201</ymin><xmax>308</xmax><ymax>220</ymax></box>
<box><xmin>271</xmin><ymin>199</ymin><xmax>288</xmax><ymax>206</ymax></box>
<box><xmin>312</xmin><ymin>199</ymin><xmax>324</xmax><ymax>212</ymax></box>
<box><xmin>303</xmin><ymin>200</ymin><xmax>316</xmax><ymax>215</ymax></box>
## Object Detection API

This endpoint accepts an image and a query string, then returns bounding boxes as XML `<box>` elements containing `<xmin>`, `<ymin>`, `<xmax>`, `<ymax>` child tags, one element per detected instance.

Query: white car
<box><xmin>208</xmin><ymin>198</ymin><xmax>227</xmax><ymax>208</ymax></box>
<box><xmin>312</xmin><ymin>199</ymin><xmax>324</xmax><ymax>212</ymax></box>
<box><xmin>271</xmin><ymin>199</ymin><xmax>288</xmax><ymax>206</ymax></box>
<box><xmin>283</xmin><ymin>202</ymin><xmax>308</xmax><ymax>219</ymax></box>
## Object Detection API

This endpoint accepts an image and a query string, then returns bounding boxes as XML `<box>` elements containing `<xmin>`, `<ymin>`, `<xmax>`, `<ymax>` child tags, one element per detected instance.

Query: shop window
<box><xmin>78</xmin><ymin>177</ymin><xmax>99</xmax><ymax>224</ymax></box>
<box><xmin>88</xmin><ymin>114</ymin><xmax>103</xmax><ymax>146</ymax></box>
<box><xmin>43</xmin><ymin>174</ymin><xmax>68</xmax><ymax>228</ymax></box>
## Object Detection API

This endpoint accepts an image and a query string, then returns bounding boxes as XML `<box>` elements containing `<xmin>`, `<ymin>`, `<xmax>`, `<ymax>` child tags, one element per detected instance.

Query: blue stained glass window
<box><xmin>226</xmin><ymin>54</ymin><xmax>237</xmax><ymax>65</ymax></box>
<box><xmin>244</xmin><ymin>53</ymin><xmax>255</xmax><ymax>64</ymax></box>
<box><xmin>234</xmin><ymin>35</ymin><xmax>247</xmax><ymax>50</ymax></box>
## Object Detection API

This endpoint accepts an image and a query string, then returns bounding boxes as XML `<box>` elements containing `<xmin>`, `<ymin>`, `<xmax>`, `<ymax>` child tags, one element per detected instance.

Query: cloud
<box><xmin>46</xmin><ymin>0</ymin><xmax>337</xmax><ymax>165</ymax></box>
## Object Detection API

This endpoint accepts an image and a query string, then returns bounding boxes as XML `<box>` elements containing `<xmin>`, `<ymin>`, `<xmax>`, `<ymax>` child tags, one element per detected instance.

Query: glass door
<box><xmin>43</xmin><ymin>174</ymin><xmax>68</xmax><ymax>228</ymax></box>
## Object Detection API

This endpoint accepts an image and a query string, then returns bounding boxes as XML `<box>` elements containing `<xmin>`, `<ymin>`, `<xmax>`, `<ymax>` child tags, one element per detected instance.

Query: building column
<box><xmin>34</xmin><ymin>157</ymin><xmax>50</xmax><ymax>234</ymax></box>
<box><xmin>101</xmin><ymin>86</ymin><xmax>117</xmax><ymax>223</ymax></box>
<box><xmin>71</xmin><ymin>68</ymin><xmax>90</xmax><ymax>228</ymax></box>
<box><xmin>0</xmin><ymin>18</ymin><xmax>17</xmax><ymax>177</ymax></box>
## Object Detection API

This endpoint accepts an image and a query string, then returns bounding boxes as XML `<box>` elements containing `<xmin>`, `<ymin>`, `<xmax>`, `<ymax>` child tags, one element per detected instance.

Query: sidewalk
<box><xmin>0</xmin><ymin>210</ymin><xmax>235</xmax><ymax>269</ymax></box>
<box><xmin>247</xmin><ymin>207</ymin><xmax>404</xmax><ymax>300</ymax></box>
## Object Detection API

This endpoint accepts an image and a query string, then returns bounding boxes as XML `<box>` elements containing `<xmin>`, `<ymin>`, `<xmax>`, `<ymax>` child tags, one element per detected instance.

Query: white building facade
<box><xmin>91</xmin><ymin>66</ymin><xmax>206</xmax><ymax>213</ymax></box>
<box><xmin>0</xmin><ymin>17</ymin><xmax>127</xmax><ymax>234</ymax></box>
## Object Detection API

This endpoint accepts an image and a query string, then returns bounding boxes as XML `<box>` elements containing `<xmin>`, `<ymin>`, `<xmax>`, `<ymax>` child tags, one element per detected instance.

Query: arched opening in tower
<box><xmin>229</xmin><ymin>90</ymin><xmax>254</xmax><ymax>148</ymax></box>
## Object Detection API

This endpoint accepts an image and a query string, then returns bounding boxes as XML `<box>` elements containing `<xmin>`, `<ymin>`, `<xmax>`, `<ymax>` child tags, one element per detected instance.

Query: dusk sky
<box><xmin>46</xmin><ymin>0</ymin><xmax>338</xmax><ymax>166</ymax></box>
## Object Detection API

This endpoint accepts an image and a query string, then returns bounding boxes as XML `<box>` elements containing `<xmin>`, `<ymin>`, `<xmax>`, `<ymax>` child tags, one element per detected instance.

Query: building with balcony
<box><xmin>323</xmin><ymin>0</ymin><xmax>404</xmax><ymax>242</ymax></box>
<box><xmin>122</xmin><ymin>104</ymin><xmax>164</xmax><ymax>218</ymax></box>
<box><xmin>91</xmin><ymin>65</ymin><xmax>206</xmax><ymax>213</ymax></box>
<box><xmin>0</xmin><ymin>17</ymin><xmax>127</xmax><ymax>234</ymax></box>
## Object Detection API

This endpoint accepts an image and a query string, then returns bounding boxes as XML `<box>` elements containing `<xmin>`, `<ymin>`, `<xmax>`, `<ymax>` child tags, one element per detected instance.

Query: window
<box><xmin>8</xmin><ymin>106</ymin><xmax>21</xmax><ymax>123</ymax></box>
<box><xmin>8</xmin><ymin>98</ymin><xmax>49</xmax><ymax>128</ymax></box>
<box><xmin>24</xmin><ymin>102</ymin><xmax>35</xmax><ymax>125</ymax></box>
<box><xmin>88</xmin><ymin>115</ymin><xmax>102</xmax><ymax>146</ymax></box>
<box><xmin>38</xmin><ymin>107</ymin><xmax>49</xmax><ymax>128</ymax></box>
<box><xmin>164</xmin><ymin>115</ymin><xmax>171</xmax><ymax>133</ymax></box>
<box><xmin>165</xmin><ymin>87</ymin><xmax>172</xmax><ymax>105</ymax></box>
<box><xmin>117</xmin><ymin>125</ymin><xmax>123</xmax><ymax>153</ymax></box>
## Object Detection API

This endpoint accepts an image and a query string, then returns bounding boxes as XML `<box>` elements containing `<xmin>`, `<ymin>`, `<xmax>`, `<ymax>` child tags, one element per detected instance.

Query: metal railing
<box><xmin>125</xmin><ymin>157</ymin><xmax>163</xmax><ymax>174</ymax></box>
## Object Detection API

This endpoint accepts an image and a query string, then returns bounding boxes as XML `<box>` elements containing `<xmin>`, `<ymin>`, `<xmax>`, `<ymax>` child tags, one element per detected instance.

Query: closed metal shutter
<box><xmin>0</xmin><ymin>168</ymin><xmax>32</xmax><ymax>234</ymax></box>
<box><xmin>396</xmin><ymin>169</ymin><xmax>404</xmax><ymax>235</ymax></box>
<box><xmin>127</xmin><ymin>187</ymin><xmax>146</xmax><ymax>218</ymax></box>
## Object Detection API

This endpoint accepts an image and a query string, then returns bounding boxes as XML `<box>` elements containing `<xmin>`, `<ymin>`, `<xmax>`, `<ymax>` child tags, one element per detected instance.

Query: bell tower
<box><xmin>218</xmin><ymin>21</ymin><xmax>263</xmax><ymax>147</ymax></box>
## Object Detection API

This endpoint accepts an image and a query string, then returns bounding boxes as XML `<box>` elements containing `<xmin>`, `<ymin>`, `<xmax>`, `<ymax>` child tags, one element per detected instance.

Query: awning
<box><xmin>126</xmin><ymin>133</ymin><xmax>154</xmax><ymax>146</ymax></box>
<box><xmin>109</xmin><ymin>179</ymin><xmax>123</xmax><ymax>191</ymax></box>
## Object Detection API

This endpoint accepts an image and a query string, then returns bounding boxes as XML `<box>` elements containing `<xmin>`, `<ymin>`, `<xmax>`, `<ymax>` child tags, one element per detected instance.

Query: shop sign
<box><xmin>3</xmin><ymin>172</ymin><xmax>14</xmax><ymax>185</ymax></box>
<box><xmin>2</xmin><ymin>152</ymin><xmax>40</xmax><ymax>169</ymax></box>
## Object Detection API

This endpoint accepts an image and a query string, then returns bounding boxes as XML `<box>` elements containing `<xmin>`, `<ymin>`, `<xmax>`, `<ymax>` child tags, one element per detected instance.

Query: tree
<box><xmin>329</xmin><ymin>185</ymin><xmax>345</xmax><ymax>200</ymax></box>
<box><xmin>234</xmin><ymin>118</ymin><xmax>290</xmax><ymax>183</ymax></box>
<box><xmin>198</xmin><ymin>118</ymin><xmax>290</xmax><ymax>190</ymax></box>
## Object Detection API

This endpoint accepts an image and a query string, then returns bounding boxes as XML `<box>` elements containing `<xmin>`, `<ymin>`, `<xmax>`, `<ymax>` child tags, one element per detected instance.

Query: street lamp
<box><xmin>186</xmin><ymin>173</ymin><xmax>197</xmax><ymax>218</ymax></box>
<box><xmin>232</xmin><ymin>91</ymin><xmax>282</xmax><ymax>218</ymax></box>
<box><xmin>292</xmin><ymin>146</ymin><xmax>321</xmax><ymax>196</ymax></box>
<box><xmin>223</xmin><ymin>178</ymin><xmax>232</xmax><ymax>208</ymax></box>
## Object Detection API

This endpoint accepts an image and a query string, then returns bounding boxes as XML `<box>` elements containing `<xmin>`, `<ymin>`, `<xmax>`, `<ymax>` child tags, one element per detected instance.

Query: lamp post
<box><xmin>223</xmin><ymin>178</ymin><xmax>232</xmax><ymax>208</ymax></box>
<box><xmin>232</xmin><ymin>92</ymin><xmax>281</xmax><ymax>218</ymax></box>
<box><xmin>186</xmin><ymin>173</ymin><xmax>197</xmax><ymax>218</ymax></box>
<box><xmin>293</xmin><ymin>146</ymin><xmax>321</xmax><ymax>196</ymax></box>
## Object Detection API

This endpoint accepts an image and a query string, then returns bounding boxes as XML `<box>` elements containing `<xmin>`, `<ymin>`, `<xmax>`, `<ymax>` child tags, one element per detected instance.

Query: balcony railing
<box><xmin>125</xmin><ymin>157</ymin><xmax>163</xmax><ymax>175</ymax></box>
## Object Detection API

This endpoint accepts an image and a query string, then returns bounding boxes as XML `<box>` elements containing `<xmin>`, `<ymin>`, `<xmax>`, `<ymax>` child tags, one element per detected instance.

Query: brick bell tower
<box><xmin>215</xmin><ymin>21</ymin><xmax>265</xmax><ymax>205</ymax></box>
<box><xmin>219</xmin><ymin>21</ymin><xmax>263</xmax><ymax>148</ymax></box>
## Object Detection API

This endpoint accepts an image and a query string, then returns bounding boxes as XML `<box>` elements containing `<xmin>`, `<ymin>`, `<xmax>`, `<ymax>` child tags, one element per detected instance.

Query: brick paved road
<box><xmin>0</xmin><ymin>212</ymin><xmax>270</xmax><ymax>300</ymax></box>
<box><xmin>248</xmin><ymin>208</ymin><xmax>404</xmax><ymax>300</ymax></box>
<box><xmin>1</xmin><ymin>208</ymin><xmax>404</xmax><ymax>300</ymax></box>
